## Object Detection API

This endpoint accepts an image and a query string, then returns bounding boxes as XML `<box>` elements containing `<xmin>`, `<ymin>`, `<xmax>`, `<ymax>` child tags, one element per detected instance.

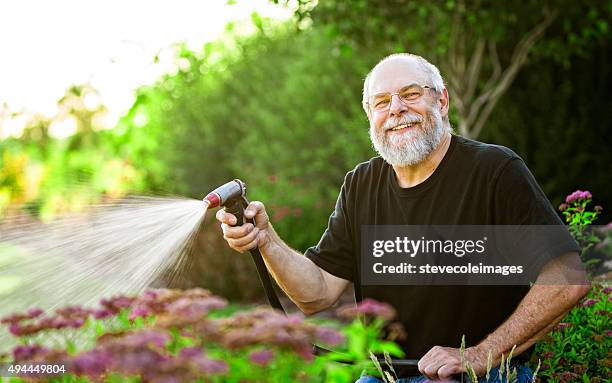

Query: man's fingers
<box><xmin>233</xmin><ymin>240</ymin><xmax>259</xmax><ymax>254</ymax></box>
<box><xmin>216</xmin><ymin>209</ymin><xmax>237</xmax><ymax>225</ymax></box>
<box><xmin>437</xmin><ymin>363</ymin><xmax>463</xmax><ymax>380</ymax></box>
<box><xmin>229</xmin><ymin>227</ymin><xmax>260</xmax><ymax>248</ymax></box>
<box><xmin>222</xmin><ymin>223</ymin><xmax>254</xmax><ymax>239</ymax></box>
<box><xmin>245</xmin><ymin>201</ymin><xmax>270</xmax><ymax>229</ymax></box>
<box><xmin>244</xmin><ymin>201</ymin><xmax>264</xmax><ymax>219</ymax></box>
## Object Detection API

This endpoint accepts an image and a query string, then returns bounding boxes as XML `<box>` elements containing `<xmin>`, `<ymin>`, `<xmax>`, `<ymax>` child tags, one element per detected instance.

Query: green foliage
<box><xmin>533</xmin><ymin>284</ymin><xmax>611</xmax><ymax>382</ymax></box>
<box><xmin>120</xmin><ymin>21</ymin><xmax>374</xmax><ymax>250</ymax></box>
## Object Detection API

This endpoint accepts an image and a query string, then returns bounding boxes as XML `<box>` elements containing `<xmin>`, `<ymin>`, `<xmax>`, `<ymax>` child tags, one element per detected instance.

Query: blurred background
<box><xmin>1</xmin><ymin>0</ymin><xmax>610</xmax><ymax>303</ymax></box>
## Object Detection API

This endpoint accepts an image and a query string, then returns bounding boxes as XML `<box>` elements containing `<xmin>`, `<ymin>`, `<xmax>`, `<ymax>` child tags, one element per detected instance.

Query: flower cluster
<box><xmin>2</xmin><ymin>305</ymin><xmax>93</xmax><ymax>336</ymax></box>
<box><xmin>565</xmin><ymin>190</ymin><xmax>593</xmax><ymax>204</ymax></box>
<box><xmin>2</xmin><ymin>288</ymin><xmax>353</xmax><ymax>381</ymax></box>
<box><xmin>128</xmin><ymin>288</ymin><xmax>228</xmax><ymax>328</ymax></box>
<box><xmin>208</xmin><ymin>308</ymin><xmax>344</xmax><ymax>361</ymax></box>
<box><xmin>336</xmin><ymin>298</ymin><xmax>397</xmax><ymax>322</ymax></box>
<box><xmin>69</xmin><ymin>330</ymin><xmax>227</xmax><ymax>382</ymax></box>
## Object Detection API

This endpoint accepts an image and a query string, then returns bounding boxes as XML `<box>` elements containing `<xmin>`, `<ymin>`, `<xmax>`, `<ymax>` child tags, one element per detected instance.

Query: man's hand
<box><xmin>418</xmin><ymin>345</ymin><xmax>490</xmax><ymax>380</ymax></box>
<box><xmin>215</xmin><ymin>201</ymin><xmax>272</xmax><ymax>253</ymax></box>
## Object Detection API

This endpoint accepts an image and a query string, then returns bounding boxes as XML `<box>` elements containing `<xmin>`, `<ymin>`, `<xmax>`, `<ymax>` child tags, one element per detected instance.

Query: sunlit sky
<box><xmin>0</xmin><ymin>0</ymin><xmax>291</xmax><ymax>136</ymax></box>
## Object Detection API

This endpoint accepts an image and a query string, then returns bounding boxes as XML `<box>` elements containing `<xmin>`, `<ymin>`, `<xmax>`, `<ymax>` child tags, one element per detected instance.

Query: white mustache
<box><xmin>383</xmin><ymin>114</ymin><xmax>424</xmax><ymax>131</ymax></box>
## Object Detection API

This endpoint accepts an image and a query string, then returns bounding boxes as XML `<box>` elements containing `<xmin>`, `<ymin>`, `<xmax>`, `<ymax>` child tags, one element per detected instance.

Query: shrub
<box><xmin>0</xmin><ymin>288</ymin><xmax>404</xmax><ymax>382</ymax></box>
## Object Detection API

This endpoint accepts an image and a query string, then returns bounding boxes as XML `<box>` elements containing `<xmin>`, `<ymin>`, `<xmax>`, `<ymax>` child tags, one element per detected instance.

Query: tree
<box><xmin>280</xmin><ymin>0</ymin><xmax>610</xmax><ymax>138</ymax></box>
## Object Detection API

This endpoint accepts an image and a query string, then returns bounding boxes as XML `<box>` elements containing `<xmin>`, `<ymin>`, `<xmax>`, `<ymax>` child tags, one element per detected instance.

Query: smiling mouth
<box><xmin>389</xmin><ymin>122</ymin><xmax>420</xmax><ymax>131</ymax></box>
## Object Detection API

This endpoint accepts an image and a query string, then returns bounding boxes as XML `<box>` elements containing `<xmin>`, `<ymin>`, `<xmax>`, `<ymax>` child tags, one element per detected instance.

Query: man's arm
<box><xmin>216</xmin><ymin>201</ymin><xmax>350</xmax><ymax>315</ymax></box>
<box><xmin>470</xmin><ymin>251</ymin><xmax>590</xmax><ymax>363</ymax></box>
<box><xmin>419</xmin><ymin>251</ymin><xmax>591</xmax><ymax>380</ymax></box>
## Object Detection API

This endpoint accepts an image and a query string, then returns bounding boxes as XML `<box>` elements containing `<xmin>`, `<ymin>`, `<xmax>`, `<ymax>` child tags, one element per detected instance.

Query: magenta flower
<box><xmin>603</xmin><ymin>287</ymin><xmax>612</xmax><ymax>295</ymax></box>
<box><xmin>178</xmin><ymin>347</ymin><xmax>228</xmax><ymax>374</ymax></box>
<box><xmin>604</xmin><ymin>330</ymin><xmax>612</xmax><ymax>337</ymax></box>
<box><xmin>315</xmin><ymin>327</ymin><xmax>345</xmax><ymax>346</ymax></box>
<box><xmin>249</xmin><ymin>349</ymin><xmax>275</xmax><ymax>366</ymax></box>
<box><xmin>13</xmin><ymin>344</ymin><xmax>49</xmax><ymax>362</ymax></box>
<box><xmin>26</xmin><ymin>308</ymin><xmax>44</xmax><ymax>318</ymax></box>
<box><xmin>128</xmin><ymin>305</ymin><xmax>151</xmax><ymax>320</ymax></box>
<box><xmin>121</xmin><ymin>330</ymin><xmax>171</xmax><ymax>348</ymax></box>
<box><xmin>92</xmin><ymin>308</ymin><xmax>114</xmax><ymax>320</ymax></box>
<box><xmin>72</xmin><ymin>349</ymin><xmax>112</xmax><ymax>375</ymax></box>
<box><xmin>565</xmin><ymin>190</ymin><xmax>592</xmax><ymax>203</ymax></box>
<box><xmin>337</xmin><ymin>298</ymin><xmax>397</xmax><ymax>321</ymax></box>
<box><xmin>542</xmin><ymin>351</ymin><xmax>554</xmax><ymax>359</ymax></box>
<box><xmin>582</xmin><ymin>298</ymin><xmax>598</xmax><ymax>307</ymax></box>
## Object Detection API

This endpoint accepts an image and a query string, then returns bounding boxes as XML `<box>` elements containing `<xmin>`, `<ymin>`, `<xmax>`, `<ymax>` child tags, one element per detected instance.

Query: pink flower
<box><xmin>565</xmin><ymin>190</ymin><xmax>592</xmax><ymax>203</ymax></box>
<box><xmin>542</xmin><ymin>351</ymin><xmax>554</xmax><ymax>359</ymax></box>
<box><xmin>128</xmin><ymin>305</ymin><xmax>151</xmax><ymax>320</ymax></box>
<box><xmin>604</xmin><ymin>330</ymin><xmax>612</xmax><ymax>337</ymax></box>
<box><xmin>602</xmin><ymin>287</ymin><xmax>612</xmax><ymax>295</ymax></box>
<box><xmin>582</xmin><ymin>298</ymin><xmax>598</xmax><ymax>307</ymax></box>
<box><xmin>337</xmin><ymin>298</ymin><xmax>397</xmax><ymax>321</ymax></box>
<box><xmin>249</xmin><ymin>349</ymin><xmax>275</xmax><ymax>366</ymax></box>
<box><xmin>12</xmin><ymin>344</ymin><xmax>49</xmax><ymax>362</ymax></box>
<box><xmin>315</xmin><ymin>327</ymin><xmax>345</xmax><ymax>346</ymax></box>
<box><xmin>26</xmin><ymin>308</ymin><xmax>44</xmax><ymax>318</ymax></box>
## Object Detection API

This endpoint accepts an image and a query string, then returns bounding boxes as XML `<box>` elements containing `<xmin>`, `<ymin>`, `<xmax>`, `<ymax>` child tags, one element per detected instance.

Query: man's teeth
<box><xmin>390</xmin><ymin>122</ymin><xmax>418</xmax><ymax>131</ymax></box>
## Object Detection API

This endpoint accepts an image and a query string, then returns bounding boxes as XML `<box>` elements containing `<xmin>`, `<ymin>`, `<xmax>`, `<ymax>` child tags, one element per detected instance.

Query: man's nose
<box><xmin>389</xmin><ymin>94</ymin><xmax>408</xmax><ymax>117</ymax></box>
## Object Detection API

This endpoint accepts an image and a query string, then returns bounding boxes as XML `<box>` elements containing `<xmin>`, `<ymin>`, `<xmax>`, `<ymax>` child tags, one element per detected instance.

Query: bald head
<box><xmin>362</xmin><ymin>53</ymin><xmax>445</xmax><ymax>114</ymax></box>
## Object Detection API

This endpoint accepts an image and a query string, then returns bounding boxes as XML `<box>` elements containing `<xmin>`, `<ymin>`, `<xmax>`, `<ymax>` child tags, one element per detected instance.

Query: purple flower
<box><xmin>565</xmin><ymin>190</ymin><xmax>592</xmax><ymax>203</ymax></box>
<box><xmin>92</xmin><ymin>309</ymin><xmax>114</xmax><ymax>320</ymax></box>
<box><xmin>337</xmin><ymin>298</ymin><xmax>397</xmax><ymax>321</ymax></box>
<box><xmin>123</xmin><ymin>330</ymin><xmax>171</xmax><ymax>348</ymax></box>
<box><xmin>166</xmin><ymin>296</ymin><xmax>226</xmax><ymax>319</ymax></box>
<box><xmin>26</xmin><ymin>308</ymin><xmax>44</xmax><ymax>318</ymax></box>
<box><xmin>179</xmin><ymin>346</ymin><xmax>204</xmax><ymax>358</ymax></box>
<box><xmin>582</xmin><ymin>298</ymin><xmax>598</xmax><ymax>307</ymax></box>
<box><xmin>128</xmin><ymin>305</ymin><xmax>151</xmax><ymax>320</ymax></box>
<box><xmin>194</xmin><ymin>358</ymin><xmax>228</xmax><ymax>374</ymax></box>
<box><xmin>72</xmin><ymin>349</ymin><xmax>112</xmax><ymax>376</ymax></box>
<box><xmin>542</xmin><ymin>351</ymin><xmax>554</xmax><ymax>359</ymax></box>
<box><xmin>8</xmin><ymin>323</ymin><xmax>23</xmax><ymax>336</ymax></box>
<box><xmin>604</xmin><ymin>330</ymin><xmax>612</xmax><ymax>337</ymax></box>
<box><xmin>603</xmin><ymin>287</ymin><xmax>612</xmax><ymax>295</ymax></box>
<box><xmin>315</xmin><ymin>327</ymin><xmax>345</xmax><ymax>346</ymax></box>
<box><xmin>178</xmin><ymin>347</ymin><xmax>228</xmax><ymax>374</ymax></box>
<box><xmin>68</xmin><ymin>318</ymin><xmax>86</xmax><ymax>329</ymax></box>
<box><xmin>12</xmin><ymin>345</ymin><xmax>49</xmax><ymax>362</ymax></box>
<box><xmin>249</xmin><ymin>349</ymin><xmax>275</xmax><ymax>366</ymax></box>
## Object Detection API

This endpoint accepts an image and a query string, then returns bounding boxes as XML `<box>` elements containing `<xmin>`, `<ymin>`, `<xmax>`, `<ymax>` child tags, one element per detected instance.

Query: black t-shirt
<box><xmin>305</xmin><ymin>134</ymin><xmax>579</xmax><ymax>376</ymax></box>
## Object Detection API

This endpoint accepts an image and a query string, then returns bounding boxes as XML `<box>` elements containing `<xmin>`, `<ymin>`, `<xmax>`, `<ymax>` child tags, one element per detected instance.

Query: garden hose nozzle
<box><xmin>203</xmin><ymin>179</ymin><xmax>246</xmax><ymax>209</ymax></box>
<box><xmin>204</xmin><ymin>178</ymin><xmax>284</xmax><ymax>311</ymax></box>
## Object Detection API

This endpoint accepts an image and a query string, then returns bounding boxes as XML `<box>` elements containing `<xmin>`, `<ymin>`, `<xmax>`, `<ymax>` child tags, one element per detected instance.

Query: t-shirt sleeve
<box><xmin>492</xmin><ymin>158</ymin><xmax>580</xmax><ymax>273</ymax></box>
<box><xmin>304</xmin><ymin>173</ymin><xmax>355</xmax><ymax>282</ymax></box>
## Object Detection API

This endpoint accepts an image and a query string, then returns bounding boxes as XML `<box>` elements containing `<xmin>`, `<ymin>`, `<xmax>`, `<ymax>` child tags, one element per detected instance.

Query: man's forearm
<box><xmin>258</xmin><ymin>224</ymin><xmax>332</xmax><ymax>312</ymax></box>
<box><xmin>474</xmin><ymin>283</ymin><xmax>590</xmax><ymax>364</ymax></box>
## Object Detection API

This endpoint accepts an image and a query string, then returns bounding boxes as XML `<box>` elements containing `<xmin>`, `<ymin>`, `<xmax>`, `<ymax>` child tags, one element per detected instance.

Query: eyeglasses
<box><xmin>366</xmin><ymin>83</ymin><xmax>432</xmax><ymax>111</ymax></box>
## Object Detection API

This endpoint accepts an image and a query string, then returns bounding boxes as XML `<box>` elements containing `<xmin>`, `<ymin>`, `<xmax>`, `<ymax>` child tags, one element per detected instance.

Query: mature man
<box><xmin>216</xmin><ymin>53</ymin><xmax>590</xmax><ymax>382</ymax></box>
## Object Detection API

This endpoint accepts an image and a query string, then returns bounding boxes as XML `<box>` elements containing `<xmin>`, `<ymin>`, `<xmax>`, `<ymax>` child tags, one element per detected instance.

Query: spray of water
<box><xmin>0</xmin><ymin>196</ymin><xmax>208</xmax><ymax>348</ymax></box>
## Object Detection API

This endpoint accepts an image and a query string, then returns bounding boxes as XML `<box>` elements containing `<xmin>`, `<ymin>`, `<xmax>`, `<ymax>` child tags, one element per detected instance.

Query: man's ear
<box><xmin>439</xmin><ymin>88</ymin><xmax>450</xmax><ymax>118</ymax></box>
<box><xmin>363</xmin><ymin>103</ymin><xmax>372</xmax><ymax>120</ymax></box>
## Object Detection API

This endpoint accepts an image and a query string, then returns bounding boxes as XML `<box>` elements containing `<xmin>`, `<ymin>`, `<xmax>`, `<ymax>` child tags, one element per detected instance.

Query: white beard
<box><xmin>369</xmin><ymin>107</ymin><xmax>446</xmax><ymax>166</ymax></box>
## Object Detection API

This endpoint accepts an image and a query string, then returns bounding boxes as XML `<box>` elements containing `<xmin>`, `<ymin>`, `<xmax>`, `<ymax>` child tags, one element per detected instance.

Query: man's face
<box><xmin>366</xmin><ymin>58</ymin><xmax>448</xmax><ymax>167</ymax></box>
